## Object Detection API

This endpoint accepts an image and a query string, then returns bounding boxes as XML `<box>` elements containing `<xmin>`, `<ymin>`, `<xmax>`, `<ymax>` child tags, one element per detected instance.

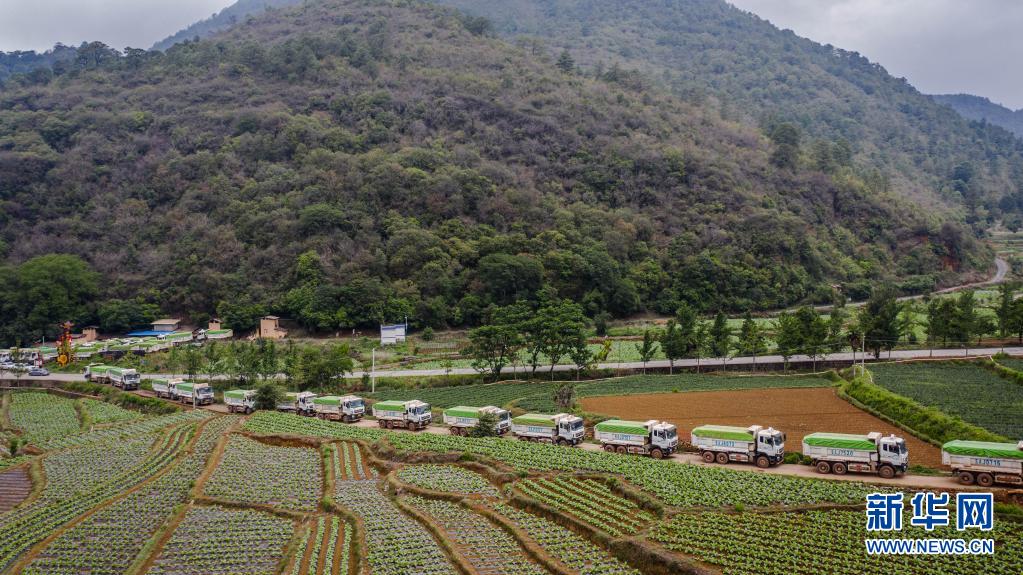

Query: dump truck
<box><xmin>151</xmin><ymin>378</ymin><xmax>183</xmax><ymax>399</ymax></box>
<box><xmin>442</xmin><ymin>406</ymin><xmax>511</xmax><ymax>436</ymax></box>
<box><xmin>83</xmin><ymin>363</ymin><xmax>112</xmax><ymax>382</ymax></box>
<box><xmin>691</xmin><ymin>424</ymin><xmax>786</xmax><ymax>468</ymax></box>
<box><xmin>595</xmin><ymin>419</ymin><xmax>679</xmax><ymax>459</ymax></box>
<box><xmin>511</xmin><ymin>413</ymin><xmax>585</xmax><ymax>445</ymax></box>
<box><xmin>802</xmin><ymin>432</ymin><xmax>908</xmax><ymax>478</ymax></box>
<box><xmin>943</xmin><ymin>440</ymin><xmax>1023</xmax><ymax>487</ymax></box>
<box><xmin>107</xmin><ymin>367</ymin><xmax>141</xmax><ymax>390</ymax></box>
<box><xmin>312</xmin><ymin>395</ymin><xmax>366</xmax><ymax>423</ymax></box>
<box><xmin>372</xmin><ymin>399</ymin><xmax>432</xmax><ymax>430</ymax></box>
<box><xmin>277</xmin><ymin>391</ymin><xmax>317</xmax><ymax>416</ymax></box>
<box><xmin>224</xmin><ymin>389</ymin><xmax>257</xmax><ymax>414</ymax></box>
<box><xmin>173</xmin><ymin>381</ymin><xmax>214</xmax><ymax>405</ymax></box>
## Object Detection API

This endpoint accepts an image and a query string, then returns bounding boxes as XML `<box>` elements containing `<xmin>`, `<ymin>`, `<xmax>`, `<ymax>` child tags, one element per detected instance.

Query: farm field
<box><xmin>2</xmin><ymin>389</ymin><xmax>1023</xmax><ymax>574</ymax></box>
<box><xmin>580</xmin><ymin>387</ymin><xmax>945</xmax><ymax>467</ymax></box>
<box><xmin>0</xmin><ymin>468</ymin><xmax>30</xmax><ymax>514</ymax></box>
<box><xmin>368</xmin><ymin>372</ymin><xmax>831</xmax><ymax>411</ymax></box>
<box><xmin>870</xmin><ymin>362</ymin><xmax>1023</xmax><ymax>439</ymax></box>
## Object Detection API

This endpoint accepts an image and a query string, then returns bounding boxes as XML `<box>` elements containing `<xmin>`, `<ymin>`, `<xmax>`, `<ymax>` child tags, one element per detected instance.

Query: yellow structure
<box><xmin>258</xmin><ymin>316</ymin><xmax>287</xmax><ymax>340</ymax></box>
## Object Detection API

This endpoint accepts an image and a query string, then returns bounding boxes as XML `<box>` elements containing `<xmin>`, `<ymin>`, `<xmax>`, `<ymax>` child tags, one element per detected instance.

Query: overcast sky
<box><xmin>728</xmin><ymin>0</ymin><xmax>1023</xmax><ymax>109</ymax></box>
<box><xmin>0</xmin><ymin>0</ymin><xmax>233</xmax><ymax>52</ymax></box>
<box><xmin>0</xmin><ymin>0</ymin><xmax>1020</xmax><ymax>109</ymax></box>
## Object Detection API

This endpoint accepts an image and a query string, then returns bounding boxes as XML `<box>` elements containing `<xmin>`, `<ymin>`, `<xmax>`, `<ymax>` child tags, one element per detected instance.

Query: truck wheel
<box><xmin>833</xmin><ymin>462</ymin><xmax>848</xmax><ymax>475</ymax></box>
<box><xmin>603</xmin><ymin>445</ymin><xmax>615</xmax><ymax>452</ymax></box>
<box><xmin>651</xmin><ymin>448</ymin><xmax>664</xmax><ymax>460</ymax></box>
<box><xmin>449</xmin><ymin>427</ymin><xmax>458</xmax><ymax>435</ymax></box>
<box><xmin>877</xmin><ymin>465</ymin><xmax>896</xmax><ymax>479</ymax></box>
<box><xmin>976</xmin><ymin>473</ymin><xmax>995</xmax><ymax>488</ymax></box>
<box><xmin>715</xmin><ymin>452</ymin><xmax>729</xmax><ymax>465</ymax></box>
<box><xmin>518</xmin><ymin>436</ymin><xmax>529</xmax><ymax>441</ymax></box>
<box><xmin>958</xmin><ymin>471</ymin><xmax>975</xmax><ymax>485</ymax></box>
<box><xmin>245</xmin><ymin>407</ymin><xmax>252</xmax><ymax>415</ymax></box>
<box><xmin>556</xmin><ymin>438</ymin><xmax>568</xmax><ymax>446</ymax></box>
<box><xmin>378</xmin><ymin>420</ymin><xmax>386</xmax><ymax>428</ymax></box>
<box><xmin>816</xmin><ymin>461</ymin><xmax>832</xmax><ymax>474</ymax></box>
<box><xmin>385</xmin><ymin>420</ymin><xmax>394</xmax><ymax>429</ymax></box>
<box><xmin>702</xmin><ymin>451</ymin><xmax>716</xmax><ymax>463</ymax></box>
<box><xmin>755</xmin><ymin>455</ymin><xmax>770</xmax><ymax>469</ymax></box>
<box><xmin>616</xmin><ymin>445</ymin><xmax>628</xmax><ymax>455</ymax></box>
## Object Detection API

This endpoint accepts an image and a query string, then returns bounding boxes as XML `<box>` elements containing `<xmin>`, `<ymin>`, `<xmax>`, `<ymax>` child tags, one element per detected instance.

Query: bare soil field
<box><xmin>0</xmin><ymin>466</ymin><xmax>32</xmax><ymax>513</ymax></box>
<box><xmin>581</xmin><ymin>387</ymin><xmax>944</xmax><ymax>468</ymax></box>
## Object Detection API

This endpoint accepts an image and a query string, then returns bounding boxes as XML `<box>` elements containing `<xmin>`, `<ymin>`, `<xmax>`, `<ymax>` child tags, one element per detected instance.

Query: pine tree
<box><xmin>556</xmin><ymin>49</ymin><xmax>575</xmax><ymax>73</ymax></box>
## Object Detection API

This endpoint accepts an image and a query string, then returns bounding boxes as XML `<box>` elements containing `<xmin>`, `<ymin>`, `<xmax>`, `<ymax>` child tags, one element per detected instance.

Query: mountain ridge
<box><xmin>932</xmin><ymin>93</ymin><xmax>1023</xmax><ymax>139</ymax></box>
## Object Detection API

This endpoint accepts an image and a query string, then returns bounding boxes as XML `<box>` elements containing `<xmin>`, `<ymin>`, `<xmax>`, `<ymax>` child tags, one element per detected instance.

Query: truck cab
<box><xmin>650</xmin><ymin>422</ymin><xmax>679</xmax><ymax>453</ymax></box>
<box><xmin>339</xmin><ymin>395</ymin><xmax>366</xmax><ymax>421</ymax></box>
<box><xmin>278</xmin><ymin>391</ymin><xmax>317</xmax><ymax>416</ymax></box>
<box><xmin>373</xmin><ymin>399</ymin><xmax>432</xmax><ymax>430</ymax></box>
<box><xmin>224</xmin><ymin>389</ymin><xmax>257</xmax><ymax>414</ymax></box>
<box><xmin>557</xmin><ymin>414</ymin><xmax>585</xmax><ymax>444</ymax></box>
<box><xmin>595</xmin><ymin>419</ymin><xmax>678</xmax><ymax>459</ymax></box>
<box><xmin>877</xmin><ymin>433</ymin><xmax>909</xmax><ymax>469</ymax></box>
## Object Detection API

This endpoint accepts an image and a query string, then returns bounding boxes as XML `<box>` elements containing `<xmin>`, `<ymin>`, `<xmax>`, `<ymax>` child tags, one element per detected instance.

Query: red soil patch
<box><xmin>0</xmin><ymin>466</ymin><xmax>32</xmax><ymax>513</ymax></box>
<box><xmin>581</xmin><ymin>387</ymin><xmax>944</xmax><ymax>468</ymax></box>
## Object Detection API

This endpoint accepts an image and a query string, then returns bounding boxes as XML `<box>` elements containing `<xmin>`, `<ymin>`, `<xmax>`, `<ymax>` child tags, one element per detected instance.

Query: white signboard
<box><xmin>380</xmin><ymin>324</ymin><xmax>407</xmax><ymax>346</ymax></box>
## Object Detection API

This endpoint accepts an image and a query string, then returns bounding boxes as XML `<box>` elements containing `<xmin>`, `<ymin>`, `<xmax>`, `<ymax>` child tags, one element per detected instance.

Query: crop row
<box><xmin>488</xmin><ymin>501</ymin><xmax>639</xmax><ymax>575</ymax></box>
<box><xmin>333</xmin><ymin>480</ymin><xmax>457</xmax><ymax>575</ymax></box>
<box><xmin>24</xmin><ymin>416</ymin><xmax>236</xmax><ymax>575</ymax></box>
<box><xmin>0</xmin><ymin>422</ymin><xmax>194</xmax><ymax>571</ymax></box>
<box><xmin>205</xmin><ymin>435</ymin><xmax>322</xmax><ymax>512</ymax></box>
<box><xmin>80</xmin><ymin>398</ymin><xmax>142</xmax><ymax>425</ymax></box>
<box><xmin>7</xmin><ymin>392</ymin><xmax>82</xmax><ymax>446</ymax></box>
<box><xmin>329</xmin><ymin>441</ymin><xmax>376</xmax><ymax>482</ymax></box>
<box><xmin>244</xmin><ymin>411</ymin><xmax>880</xmax><ymax>508</ymax></box>
<box><xmin>290</xmin><ymin>516</ymin><xmax>350</xmax><ymax>575</ymax></box>
<box><xmin>396</xmin><ymin>464</ymin><xmax>499</xmax><ymax>497</ymax></box>
<box><xmin>146</xmin><ymin>505</ymin><xmax>295</xmax><ymax>575</ymax></box>
<box><xmin>515</xmin><ymin>476</ymin><xmax>652</xmax><ymax>536</ymax></box>
<box><xmin>871</xmin><ymin>362</ymin><xmax>1023</xmax><ymax>438</ymax></box>
<box><xmin>35</xmin><ymin>410</ymin><xmax>210</xmax><ymax>451</ymax></box>
<box><xmin>651</xmin><ymin>509</ymin><xmax>1023</xmax><ymax>575</ymax></box>
<box><xmin>404</xmin><ymin>496</ymin><xmax>546</xmax><ymax>575</ymax></box>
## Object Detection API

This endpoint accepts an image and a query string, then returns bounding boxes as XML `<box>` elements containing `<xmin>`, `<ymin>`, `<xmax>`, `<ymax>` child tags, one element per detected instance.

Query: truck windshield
<box><xmin>500</xmin><ymin>412</ymin><xmax>511</xmax><ymax>422</ymax></box>
<box><xmin>348</xmin><ymin>399</ymin><xmax>365</xmax><ymax>409</ymax></box>
<box><xmin>571</xmin><ymin>420</ymin><xmax>583</xmax><ymax>430</ymax></box>
<box><xmin>896</xmin><ymin>440</ymin><xmax>907</xmax><ymax>454</ymax></box>
<box><xmin>414</xmin><ymin>405</ymin><xmax>430</xmax><ymax>415</ymax></box>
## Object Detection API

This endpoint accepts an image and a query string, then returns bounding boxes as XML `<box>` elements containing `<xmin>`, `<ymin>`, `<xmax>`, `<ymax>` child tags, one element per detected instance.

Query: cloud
<box><xmin>728</xmin><ymin>0</ymin><xmax>1023</xmax><ymax>109</ymax></box>
<box><xmin>0</xmin><ymin>0</ymin><xmax>234</xmax><ymax>52</ymax></box>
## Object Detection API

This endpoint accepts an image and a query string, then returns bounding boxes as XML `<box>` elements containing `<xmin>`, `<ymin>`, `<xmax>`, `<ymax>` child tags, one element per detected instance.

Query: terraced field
<box><xmin>870</xmin><ymin>362</ymin><xmax>1023</xmax><ymax>438</ymax></box>
<box><xmin>2</xmin><ymin>384</ymin><xmax>1022</xmax><ymax>575</ymax></box>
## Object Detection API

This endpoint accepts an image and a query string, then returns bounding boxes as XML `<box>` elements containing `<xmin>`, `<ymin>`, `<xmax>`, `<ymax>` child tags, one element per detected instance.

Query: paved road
<box><xmin>347</xmin><ymin>416</ymin><xmax>979</xmax><ymax>491</ymax></box>
<box><xmin>3</xmin><ymin>345</ymin><xmax>1019</xmax><ymax>381</ymax></box>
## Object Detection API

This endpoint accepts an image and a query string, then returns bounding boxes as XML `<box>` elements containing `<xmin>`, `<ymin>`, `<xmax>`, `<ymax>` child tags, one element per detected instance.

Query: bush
<box><xmin>421</xmin><ymin>327</ymin><xmax>435</xmax><ymax>341</ymax></box>
<box><xmin>783</xmin><ymin>452</ymin><xmax>803</xmax><ymax>465</ymax></box>
<box><xmin>843</xmin><ymin>372</ymin><xmax>1005</xmax><ymax>444</ymax></box>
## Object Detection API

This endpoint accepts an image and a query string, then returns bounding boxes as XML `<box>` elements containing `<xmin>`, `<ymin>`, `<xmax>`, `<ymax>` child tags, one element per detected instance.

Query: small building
<box><xmin>259</xmin><ymin>316</ymin><xmax>288</xmax><ymax>340</ymax></box>
<box><xmin>151</xmin><ymin>319</ymin><xmax>181</xmax><ymax>333</ymax></box>
<box><xmin>208</xmin><ymin>318</ymin><xmax>222</xmax><ymax>331</ymax></box>
<box><xmin>79</xmin><ymin>327</ymin><xmax>99</xmax><ymax>343</ymax></box>
<box><xmin>380</xmin><ymin>323</ymin><xmax>407</xmax><ymax>346</ymax></box>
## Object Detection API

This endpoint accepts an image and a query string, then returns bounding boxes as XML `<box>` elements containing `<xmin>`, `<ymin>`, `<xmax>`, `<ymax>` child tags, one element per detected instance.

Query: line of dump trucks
<box><xmin>80</xmin><ymin>364</ymin><xmax>1023</xmax><ymax>486</ymax></box>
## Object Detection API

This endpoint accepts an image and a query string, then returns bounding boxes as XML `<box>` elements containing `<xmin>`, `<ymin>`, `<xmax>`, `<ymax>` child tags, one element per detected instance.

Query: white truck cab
<box><xmin>277</xmin><ymin>391</ymin><xmax>317</xmax><ymax>416</ymax></box>
<box><xmin>224</xmin><ymin>389</ymin><xmax>257</xmax><ymax>414</ymax></box>
<box><xmin>373</xmin><ymin>399</ymin><xmax>432</xmax><ymax>431</ymax></box>
<box><xmin>803</xmin><ymin>432</ymin><xmax>908</xmax><ymax>478</ymax></box>
<box><xmin>692</xmin><ymin>424</ymin><xmax>785</xmax><ymax>468</ymax></box>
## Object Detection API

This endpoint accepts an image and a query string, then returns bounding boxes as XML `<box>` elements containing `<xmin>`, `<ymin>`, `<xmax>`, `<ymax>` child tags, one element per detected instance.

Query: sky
<box><xmin>0</xmin><ymin>0</ymin><xmax>234</xmax><ymax>52</ymax></box>
<box><xmin>0</xmin><ymin>0</ymin><xmax>1020</xmax><ymax>109</ymax></box>
<box><xmin>728</xmin><ymin>0</ymin><xmax>1023</xmax><ymax>110</ymax></box>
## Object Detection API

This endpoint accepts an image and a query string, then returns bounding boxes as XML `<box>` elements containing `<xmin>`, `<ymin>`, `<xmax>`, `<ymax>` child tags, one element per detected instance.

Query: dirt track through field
<box><xmin>581</xmin><ymin>387</ymin><xmax>944</xmax><ymax>468</ymax></box>
<box><xmin>0</xmin><ymin>466</ymin><xmax>32</xmax><ymax>513</ymax></box>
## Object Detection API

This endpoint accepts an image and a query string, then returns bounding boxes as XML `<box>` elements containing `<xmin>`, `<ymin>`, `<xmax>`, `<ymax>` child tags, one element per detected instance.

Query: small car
<box><xmin>28</xmin><ymin>367</ymin><xmax>50</xmax><ymax>376</ymax></box>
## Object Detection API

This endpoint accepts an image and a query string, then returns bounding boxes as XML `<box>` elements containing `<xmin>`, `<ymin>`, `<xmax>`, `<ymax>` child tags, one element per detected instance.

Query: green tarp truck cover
<box><xmin>176</xmin><ymin>382</ymin><xmax>197</xmax><ymax>393</ymax></box>
<box><xmin>444</xmin><ymin>406</ymin><xmax>481</xmax><ymax>419</ymax></box>
<box><xmin>595</xmin><ymin>420</ymin><xmax>649</xmax><ymax>436</ymax></box>
<box><xmin>692</xmin><ymin>425</ymin><xmax>755</xmax><ymax>442</ymax></box>
<box><xmin>513</xmin><ymin>414</ymin><xmax>555</xmax><ymax>428</ymax></box>
<box><xmin>803</xmin><ymin>433</ymin><xmax>876</xmax><ymax>451</ymax></box>
<box><xmin>374</xmin><ymin>400</ymin><xmax>408</xmax><ymax>411</ymax></box>
<box><xmin>224</xmin><ymin>389</ymin><xmax>252</xmax><ymax>400</ymax></box>
<box><xmin>314</xmin><ymin>396</ymin><xmax>342</xmax><ymax>406</ymax></box>
<box><xmin>109</xmin><ymin>368</ymin><xmax>127</xmax><ymax>376</ymax></box>
<box><xmin>942</xmin><ymin>440</ymin><xmax>1023</xmax><ymax>460</ymax></box>
<box><xmin>92</xmin><ymin>365</ymin><xmax>111</xmax><ymax>374</ymax></box>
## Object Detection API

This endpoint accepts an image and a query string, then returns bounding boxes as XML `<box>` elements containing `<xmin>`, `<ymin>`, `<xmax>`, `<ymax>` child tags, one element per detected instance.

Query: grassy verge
<box><xmin>58</xmin><ymin>382</ymin><xmax>180</xmax><ymax>415</ymax></box>
<box><xmin>838</xmin><ymin>368</ymin><xmax>1006</xmax><ymax>446</ymax></box>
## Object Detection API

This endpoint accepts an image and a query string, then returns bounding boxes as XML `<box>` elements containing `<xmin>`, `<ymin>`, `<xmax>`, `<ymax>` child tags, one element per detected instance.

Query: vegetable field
<box><xmin>3</xmin><ymin>390</ymin><xmax>1022</xmax><ymax>575</ymax></box>
<box><xmin>652</xmin><ymin>510</ymin><xmax>1023</xmax><ymax>575</ymax></box>
<box><xmin>871</xmin><ymin>362</ymin><xmax>1023</xmax><ymax>438</ymax></box>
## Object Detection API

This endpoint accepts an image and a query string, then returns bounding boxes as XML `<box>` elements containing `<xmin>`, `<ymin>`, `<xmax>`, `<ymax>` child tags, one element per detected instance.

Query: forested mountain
<box><xmin>153</xmin><ymin>0</ymin><xmax>304</xmax><ymax>51</ymax></box>
<box><xmin>0</xmin><ymin>44</ymin><xmax>79</xmax><ymax>83</ymax></box>
<box><xmin>933</xmin><ymin>94</ymin><xmax>1023</xmax><ymax>139</ymax></box>
<box><xmin>0</xmin><ymin>0</ymin><xmax>1002</xmax><ymax>341</ymax></box>
<box><xmin>434</xmin><ymin>0</ymin><xmax>1023</xmax><ymax>220</ymax></box>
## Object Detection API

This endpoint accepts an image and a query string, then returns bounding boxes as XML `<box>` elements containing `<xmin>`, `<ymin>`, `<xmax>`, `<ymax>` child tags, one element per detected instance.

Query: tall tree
<box><xmin>857</xmin><ymin>285</ymin><xmax>902</xmax><ymax>359</ymax></box>
<box><xmin>774</xmin><ymin>311</ymin><xmax>801</xmax><ymax>369</ymax></box>
<box><xmin>769</xmin><ymin>122</ymin><xmax>801</xmax><ymax>170</ymax></box>
<box><xmin>737</xmin><ymin>312</ymin><xmax>767</xmax><ymax>369</ymax></box>
<box><xmin>996</xmin><ymin>283</ymin><xmax>1017</xmax><ymax>338</ymax></box>
<box><xmin>635</xmin><ymin>330</ymin><xmax>659</xmax><ymax>373</ymax></box>
<box><xmin>660</xmin><ymin>319</ymin><xmax>685</xmax><ymax>374</ymax></box>
<box><xmin>467</xmin><ymin>304</ymin><xmax>526</xmax><ymax>380</ymax></box>
<box><xmin>708</xmin><ymin>311</ymin><xmax>732</xmax><ymax>363</ymax></box>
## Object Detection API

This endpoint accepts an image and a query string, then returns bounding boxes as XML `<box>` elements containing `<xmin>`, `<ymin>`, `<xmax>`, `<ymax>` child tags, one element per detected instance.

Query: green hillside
<box><xmin>0</xmin><ymin>0</ymin><xmax>1003</xmax><ymax>342</ymax></box>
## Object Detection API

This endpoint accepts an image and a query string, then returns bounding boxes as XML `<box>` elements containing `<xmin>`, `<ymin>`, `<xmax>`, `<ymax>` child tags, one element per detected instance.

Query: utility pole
<box><xmin>371</xmin><ymin>347</ymin><xmax>377</xmax><ymax>394</ymax></box>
